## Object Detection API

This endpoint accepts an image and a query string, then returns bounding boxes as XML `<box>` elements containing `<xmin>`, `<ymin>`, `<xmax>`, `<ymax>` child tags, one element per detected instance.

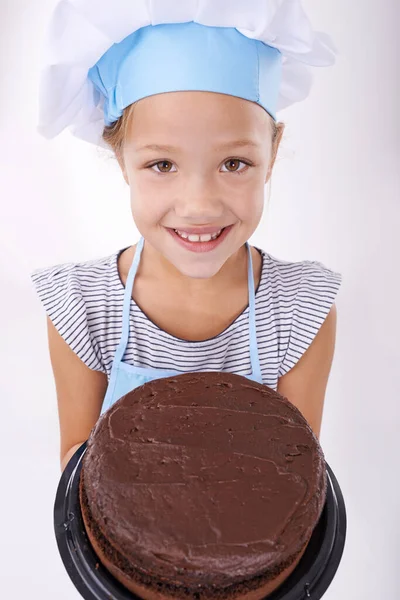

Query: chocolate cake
<box><xmin>79</xmin><ymin>372</ymin><xmax>327</xmax><ymax>600</ymax></box>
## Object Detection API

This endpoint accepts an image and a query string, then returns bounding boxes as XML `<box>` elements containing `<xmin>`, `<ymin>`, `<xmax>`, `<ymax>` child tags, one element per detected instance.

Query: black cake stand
<box><xmin>54</xmin><ymin>442</ymin><xmax>347</xmax><ymax>600</ymax></box>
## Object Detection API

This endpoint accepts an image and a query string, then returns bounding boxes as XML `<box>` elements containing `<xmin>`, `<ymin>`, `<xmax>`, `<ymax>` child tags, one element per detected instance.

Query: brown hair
<box><xmin>102</xmin><ymin>102</ymin><xmax>137</xmax><ymax>157</ymax></box>
<box><xmin>102</xmin><ymin>101</ymin><xmax>280</xmax><ymax>156</ymax></box>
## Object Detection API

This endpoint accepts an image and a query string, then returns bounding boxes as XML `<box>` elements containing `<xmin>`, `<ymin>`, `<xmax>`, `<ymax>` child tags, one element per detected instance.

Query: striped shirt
<box><xmin>31</xmin><ymin>246</ymin><xmax>342</xmax><ymax>391</ymax></box>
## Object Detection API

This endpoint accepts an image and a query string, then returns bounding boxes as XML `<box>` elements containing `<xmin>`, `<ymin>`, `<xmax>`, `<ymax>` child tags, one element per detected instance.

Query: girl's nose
<box><xmin>174</xmin><ymin>178</ymin><xmax>224</xmax><ymax>220</ymax></box>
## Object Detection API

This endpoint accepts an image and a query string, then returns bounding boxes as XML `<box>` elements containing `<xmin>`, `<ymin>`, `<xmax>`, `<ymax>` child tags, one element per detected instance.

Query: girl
<box><xmin>32</xmin><ymin>1</ymin><xmax>342</xmax><ymax>472</ymax></box>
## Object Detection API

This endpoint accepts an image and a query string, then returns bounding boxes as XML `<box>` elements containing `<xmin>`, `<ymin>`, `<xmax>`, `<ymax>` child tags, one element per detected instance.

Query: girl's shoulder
<box><xmin>256</xmin><ymin>246</ymin><xmax>342</xmax><ymax>294</ymax></box>
<box><xmin>255</xmin><ymin>247</ymin><xmax>343</xmax><ymax>377</ymax></box>
<box><xmin>30</xmin><ymin>247</ymin><xmax>126</xmax><ymax>373</ymax></box>
<box><xmin>30</xmin><ymin>247</ymin><xmax>123</xmax><ymax>288</ymax></box>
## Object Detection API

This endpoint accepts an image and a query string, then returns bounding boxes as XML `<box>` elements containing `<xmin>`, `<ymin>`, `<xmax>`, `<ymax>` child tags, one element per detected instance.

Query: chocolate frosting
<box><xmin>81</xmin><ymin>372</ymin><xmax>326</xmax><ymax>589</ymax></box>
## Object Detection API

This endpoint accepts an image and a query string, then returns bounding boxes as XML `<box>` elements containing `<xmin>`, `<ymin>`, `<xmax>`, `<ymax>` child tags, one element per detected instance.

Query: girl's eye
<box><xmin>148</xmin><ymin>160</ymin><xmax>177</xmax><ymax>174</ymax></box>
<box><xmin>146</xmin><ymin>158</ymin><xmax>253</xmax><ymax>175</ymax></box>
<box><xmin>221</xmin><ymin>159</ymin><xmax>251</xmax><ymax>174</ymax></box>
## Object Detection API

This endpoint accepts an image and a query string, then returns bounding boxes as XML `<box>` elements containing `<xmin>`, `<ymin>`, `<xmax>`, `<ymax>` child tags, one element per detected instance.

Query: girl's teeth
<box><xmin>175</xmin><ymin>229</ymin><xmax>222</xmax><ymax>242</ymax></box>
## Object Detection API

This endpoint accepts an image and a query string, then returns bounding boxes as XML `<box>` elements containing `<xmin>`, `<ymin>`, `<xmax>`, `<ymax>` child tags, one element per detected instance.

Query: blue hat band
<box><xmin>88</xmin><ymin>21</ymin><xmax>282</xmax><ymax>126</ymax></box>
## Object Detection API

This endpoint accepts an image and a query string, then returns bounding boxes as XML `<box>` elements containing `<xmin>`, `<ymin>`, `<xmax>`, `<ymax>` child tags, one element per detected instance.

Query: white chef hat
<box><xmin>38</xmin><ymin>0</ymin><xmax>337</xmax><ymax>148</ymax></box>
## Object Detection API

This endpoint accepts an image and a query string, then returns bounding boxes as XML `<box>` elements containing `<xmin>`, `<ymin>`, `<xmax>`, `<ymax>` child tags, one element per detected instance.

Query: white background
<box><xmin>1</xmin><ymin>1</ymin><xmax>399</xmax><ymax>598</ymax></box>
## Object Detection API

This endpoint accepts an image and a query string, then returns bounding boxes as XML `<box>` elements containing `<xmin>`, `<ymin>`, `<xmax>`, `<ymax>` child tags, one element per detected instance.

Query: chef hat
<box><xmin>38</xmin><ymin>0</ymin><xmax>337</xmax><ymax>148</ymax></box>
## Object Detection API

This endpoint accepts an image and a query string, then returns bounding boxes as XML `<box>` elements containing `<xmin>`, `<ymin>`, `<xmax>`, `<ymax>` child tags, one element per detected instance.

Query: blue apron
<box><xmin>100</xmin><ymin>236</ymin><xmax>263</xmax><ymax>415</ymax></box>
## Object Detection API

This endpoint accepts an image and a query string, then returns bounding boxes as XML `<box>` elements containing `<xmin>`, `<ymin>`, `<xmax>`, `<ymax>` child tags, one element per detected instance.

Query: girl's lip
<box><xmin>168</xmin><ymin>225</ymin><xmax>230</xmax><ymax>235</ymax></box>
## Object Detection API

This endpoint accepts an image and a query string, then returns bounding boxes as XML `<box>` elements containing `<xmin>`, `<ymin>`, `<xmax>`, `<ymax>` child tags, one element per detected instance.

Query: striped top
<box><xmin>31</xmin><ymin>245</ymin><xmax>342</xmax><ymax>391</ymax></box>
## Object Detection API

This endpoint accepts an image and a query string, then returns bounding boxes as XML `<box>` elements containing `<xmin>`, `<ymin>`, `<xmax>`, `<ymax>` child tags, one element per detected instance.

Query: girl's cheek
<box><xmin>131</xmin><ymin>198</ymin><xmax>168</xmax><ymax>225</ymax></box>
<box><xmin>230</xmin><ymin>193</ymin><xmax>263</xmax><ymax>216</ymax></box>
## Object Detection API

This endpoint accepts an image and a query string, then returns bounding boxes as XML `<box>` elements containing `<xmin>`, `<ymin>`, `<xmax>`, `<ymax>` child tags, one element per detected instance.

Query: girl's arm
<box><xmin>277</xmin><ymin>305</ymin><xmax>338</xmax><ymax>439</ymax></box>
<box><xmin>46</xmin><ymin>316</ymin><xmax>108</xmax><ymax>472</ymax></box>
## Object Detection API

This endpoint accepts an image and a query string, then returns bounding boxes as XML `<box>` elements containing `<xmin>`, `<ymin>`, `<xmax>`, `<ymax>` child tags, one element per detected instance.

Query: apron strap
<box><xmin>246</xmin><ymin>243</ymin><xmax>262</xmax><ymax>382</ymax></box>
<box><xmin>114</xmin><ymin>236</ymin><xmax>145</xmax><ymax>363</ymax></box>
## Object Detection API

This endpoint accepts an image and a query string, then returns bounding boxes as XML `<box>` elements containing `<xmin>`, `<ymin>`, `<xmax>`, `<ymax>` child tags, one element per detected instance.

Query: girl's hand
<box><xmin>61</xmin><ymin>442</ymin><xmax>85</xmax><ymax>472</ymax></box>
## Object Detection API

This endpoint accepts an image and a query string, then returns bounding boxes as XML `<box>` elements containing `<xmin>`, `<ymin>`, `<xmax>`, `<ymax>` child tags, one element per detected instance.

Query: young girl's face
<box><xmin>119</xmin><ymin>91</ymin><xmax>281</xmax><ymax>278</ymax></box>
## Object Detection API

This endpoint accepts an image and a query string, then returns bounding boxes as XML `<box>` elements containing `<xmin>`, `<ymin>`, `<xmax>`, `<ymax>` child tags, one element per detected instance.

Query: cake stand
<box><xmin>54</xmin><ymin>442</ymin><xmax>347</xmax><ymax>600</ymax></box>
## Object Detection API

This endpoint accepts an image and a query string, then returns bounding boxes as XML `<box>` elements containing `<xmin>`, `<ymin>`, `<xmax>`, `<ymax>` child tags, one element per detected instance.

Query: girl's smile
<box><xmin>166</xmin><ymin>224</ymin><xmax>234</xmax><ymax>253</ymax></box>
